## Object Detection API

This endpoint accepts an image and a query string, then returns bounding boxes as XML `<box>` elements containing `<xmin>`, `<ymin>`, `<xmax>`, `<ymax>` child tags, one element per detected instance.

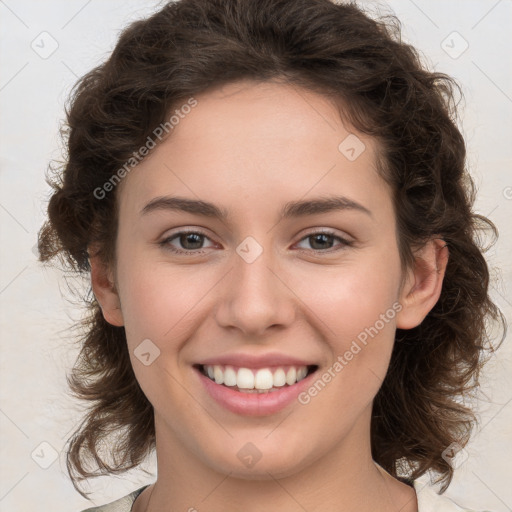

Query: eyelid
<box><xmin>297</xmin><ymin>227</ymin><xmax>353</xmax><ymax>242</ymax></box>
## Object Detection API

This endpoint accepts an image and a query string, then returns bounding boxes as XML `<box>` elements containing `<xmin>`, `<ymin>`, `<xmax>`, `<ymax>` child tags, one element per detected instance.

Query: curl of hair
<box><xmin>37</xmin><ymin>0</ymin><xmax>505</xmax><ymax>498</ymax></box>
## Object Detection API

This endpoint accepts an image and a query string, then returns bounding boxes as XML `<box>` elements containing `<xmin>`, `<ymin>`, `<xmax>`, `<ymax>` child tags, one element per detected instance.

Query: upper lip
<box><xmin>196</xmin><ymin>352</ymin><xmax>317</xmax><ymax>369</ymax></box>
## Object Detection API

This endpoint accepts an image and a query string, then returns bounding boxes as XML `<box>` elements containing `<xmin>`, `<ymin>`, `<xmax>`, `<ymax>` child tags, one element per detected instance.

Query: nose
<box><xmin>214</xmin><ymin>240</ymin><xmax>296</xmax><ymax>337</ymax></box>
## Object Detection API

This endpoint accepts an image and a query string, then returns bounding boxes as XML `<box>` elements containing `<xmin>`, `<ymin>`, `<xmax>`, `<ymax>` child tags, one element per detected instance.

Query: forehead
<box><xmin>117</xmin><ymin>80</ymin><xmax>390</xmax><ymax>223</ymax></box>
<box><xmin>166</xmin><ymin>79</ymin><xmax>358</xmax><ymax>159</ymax></box>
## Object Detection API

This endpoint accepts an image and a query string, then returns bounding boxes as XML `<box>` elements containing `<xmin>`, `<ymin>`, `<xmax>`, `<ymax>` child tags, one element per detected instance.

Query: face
<box><xmin>101</xmin><ymin>80</ymin><xmax>419</xmax><ymax>479</ymax></box>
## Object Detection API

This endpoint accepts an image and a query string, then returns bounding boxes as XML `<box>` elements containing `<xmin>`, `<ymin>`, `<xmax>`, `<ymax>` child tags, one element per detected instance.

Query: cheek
<box><xmin>296</xmin><ymin>253</ymin><xmax>401</xmax><ymax>339</ymax></box>
<box><xmin>292</xmin><ymin>251</ymin><xmax>402</xmax><ymax>387</ymax></box>
<box><xmin>116</xmin><ymin>248</ymin><xmax>212</xmax><ymax>347</ymax></box>
<box><xmin>295</xmin><ymin>270</ymin><xmax>400</xmax><ymax>429</ymax></box>
<box><xmin>115</xmin><ymin>253</ymin><xmax>206</xmax><ymax>410</ymax></box>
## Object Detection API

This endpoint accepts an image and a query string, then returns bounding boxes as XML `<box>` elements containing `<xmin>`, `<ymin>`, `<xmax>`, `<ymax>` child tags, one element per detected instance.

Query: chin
<box><xmin>202</xmin><ymin>442</ymin><xmax>315</xmax><ymax>480</ymax></box>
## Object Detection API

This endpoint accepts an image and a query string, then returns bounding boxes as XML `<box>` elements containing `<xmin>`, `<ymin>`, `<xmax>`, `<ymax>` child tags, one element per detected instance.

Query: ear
<box><xmin>396</xmin><ymin>238</ymin><xmax>449</xmax><ymax>330</ymax></box>
<box><xmin>89</xmin><ymin>248</ymin><xmax>124</xmax><ymax>327</ymax></box>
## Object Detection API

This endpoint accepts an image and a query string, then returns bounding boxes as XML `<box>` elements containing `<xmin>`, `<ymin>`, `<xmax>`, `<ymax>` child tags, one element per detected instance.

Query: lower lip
<box><xmin>195</xmin><ymin>367</ymin><xmax>317</xmax><ymax>416</ymax></box>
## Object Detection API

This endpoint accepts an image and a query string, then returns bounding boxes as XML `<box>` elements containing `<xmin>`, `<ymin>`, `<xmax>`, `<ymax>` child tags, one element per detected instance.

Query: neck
<box><xmin>135</xmin><ymin>408</ymin><xmax>417</xmax><ymax>512</ymax></box>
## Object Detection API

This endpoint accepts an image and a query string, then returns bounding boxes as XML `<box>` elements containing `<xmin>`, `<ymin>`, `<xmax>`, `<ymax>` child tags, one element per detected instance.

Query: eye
<box><xmin>160</xmin><ymin>230</ymin><xmax>216</xmax><ymax>254</ymax></box>
<box><xmin>159</xmin><ymin>228</ymin><xmax>353</xmax><ymax>255</ymax></box>
<box><xmin>295</xmin><ymin>230</ymin><xmax>353</xmax><ymax>253</ymax></box>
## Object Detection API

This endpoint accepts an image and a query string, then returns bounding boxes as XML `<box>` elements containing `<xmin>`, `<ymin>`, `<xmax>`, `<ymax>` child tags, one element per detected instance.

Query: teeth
<box><xmin>273</xmin><ymin>368</ymin><xmax>286</xmax><ymax>387</ymax></box>
<box><xmin>213</xmin><ymin>365</ymin><xmax>224</xmax><ymax>385</ymax></box>
<box><xmin>254</xmin><ymin>369</ymin><xmax>273</xmax><ymax>390</ymax></box>
<box><xmin>285</xmin><ymin>367</ymin><xmax>296</xmax><ymax>385</ymax></box>
<box><xmin>297</xmin><ymin>367</ymin><xmax>308</xmax><ymax>381</ymax></box>
<box><xmin>237</xmin><ymin>368</ymin><xmax>254</xmax><ymax>389</ymax></box>
<box><xmin>223</xmin><ymin>366</ymin><xmax>237</xmax><ymax>387</ymax></box>
<box><xmin>203</xmin><ymin>364</ymin><xmax>311</xmax><ymax>390</ymax></box>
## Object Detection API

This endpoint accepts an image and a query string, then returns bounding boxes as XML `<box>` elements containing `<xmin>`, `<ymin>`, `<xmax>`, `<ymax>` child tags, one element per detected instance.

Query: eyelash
<box><xmin>159</xmin><ymin>229</ymin><xmax>353</xmax><ymax>255</ymax></box>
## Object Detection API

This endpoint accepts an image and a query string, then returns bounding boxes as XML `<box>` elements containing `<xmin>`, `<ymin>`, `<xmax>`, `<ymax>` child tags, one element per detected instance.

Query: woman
<box><xmin>37</xmin><ymin>0</ymin><xmax>505</xmax><ymax>510</ymax></box>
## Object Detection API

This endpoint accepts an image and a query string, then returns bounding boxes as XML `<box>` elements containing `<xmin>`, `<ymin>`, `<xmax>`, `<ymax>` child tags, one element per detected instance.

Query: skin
<box><xmin>90</xmin><ymin>79</ymin><xmax>448</xmax><ymax>512</ymax></box>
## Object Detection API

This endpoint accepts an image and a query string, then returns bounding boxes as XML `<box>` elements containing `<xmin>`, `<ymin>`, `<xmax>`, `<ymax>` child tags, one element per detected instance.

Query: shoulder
<box><xmin>79</xmin><ymin>485</ymin><xmax>149</xmax><ymax>512</ymax></box>
<box><xmin>414</xmin><ymin>479</ymin><xmax>495</xmax><ymax>512</ymax></box>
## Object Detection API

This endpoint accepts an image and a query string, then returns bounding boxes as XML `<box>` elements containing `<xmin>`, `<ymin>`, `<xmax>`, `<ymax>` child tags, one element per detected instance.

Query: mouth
<box><xmin>194</xmin><ymin>363</ymin><xmax>319</xmax><ymax>393</ymax></box>
<box><xmin>193</xmin><ymin>363</ymin><xmax>319</xmax><ymax>416</ymax></box>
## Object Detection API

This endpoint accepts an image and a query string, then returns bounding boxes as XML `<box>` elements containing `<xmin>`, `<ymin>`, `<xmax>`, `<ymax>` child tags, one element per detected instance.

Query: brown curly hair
<box><xmin>37</xmin><ymin>0</ymin><xmax>505</xmax><ymax>499</ymax></box>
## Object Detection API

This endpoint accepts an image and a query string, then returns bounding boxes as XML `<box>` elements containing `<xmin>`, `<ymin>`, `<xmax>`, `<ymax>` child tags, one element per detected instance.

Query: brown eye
<box><xmin>176</xmin><ymin>232</ymin><xmax>204</xmax><ymax>250</ymax></box>
<box><xmin>160</xmin><ymin>231</ymin><xmax>215</xmax><ymax>254</ymax></box>
<box><xmin>295</xmin><ymin>230</ymin><xmax>353</xmax><ymax>253</ymax></box>
<box><xmin>308</xmin><ymin>233</ymin><xmax>336</xmax><ymax>250</ymax></box>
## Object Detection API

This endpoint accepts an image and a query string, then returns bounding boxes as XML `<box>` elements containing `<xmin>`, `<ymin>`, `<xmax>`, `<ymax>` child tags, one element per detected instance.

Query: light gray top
<box><xmin>79</xmin><ymin>480</ymin><xmax>493</xmax><ymax>512</ymax></box>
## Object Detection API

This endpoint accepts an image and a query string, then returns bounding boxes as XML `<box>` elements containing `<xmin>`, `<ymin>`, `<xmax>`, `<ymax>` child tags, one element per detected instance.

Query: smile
<box><xmin>194</xmin><ymin>363</ymin><xmax>319</xmax><ymax>416</ymax></box>
<box><xmin>199</xmin><ymin>364</ymin><xmax>315</xmax><ymax>392</ymax></box>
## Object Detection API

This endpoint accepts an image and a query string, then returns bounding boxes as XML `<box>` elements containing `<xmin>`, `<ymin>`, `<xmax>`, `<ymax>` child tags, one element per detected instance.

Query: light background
<box><xmin>0</xmin><ymin>0</ymin><xmax>511</xmax><ymax>510</ymax></box>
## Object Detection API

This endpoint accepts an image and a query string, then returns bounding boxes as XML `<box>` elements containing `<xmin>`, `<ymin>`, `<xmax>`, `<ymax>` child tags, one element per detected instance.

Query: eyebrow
<box><xmin>140</xmin><ymin>195</ymin><xmax>372</xmax><ymax>220</ymax></box>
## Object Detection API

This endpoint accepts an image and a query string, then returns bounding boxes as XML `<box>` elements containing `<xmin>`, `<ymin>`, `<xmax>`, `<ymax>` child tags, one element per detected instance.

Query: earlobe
<box><xmin>396</xmin><ymin>238</ymin><xmax>449</xmax><ymax>330</ymax></box>
<box><xmin>89</xmin><ymin>250</ymin><xmax>124</xmax><ymax>327</ymax></box>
